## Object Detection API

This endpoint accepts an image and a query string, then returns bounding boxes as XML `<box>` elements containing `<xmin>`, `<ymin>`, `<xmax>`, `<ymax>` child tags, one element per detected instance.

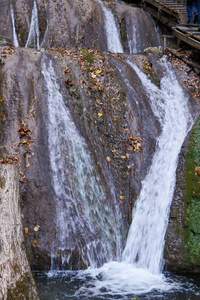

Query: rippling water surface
<box><xmin>35</xmin><ymin>270</ymin><xmax>200</xmax><ymax>300</ymax></box>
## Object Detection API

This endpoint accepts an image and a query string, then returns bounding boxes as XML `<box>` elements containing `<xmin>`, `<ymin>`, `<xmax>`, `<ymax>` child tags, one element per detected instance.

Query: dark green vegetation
<box><xmin>182</xmin><ymin>117</ymin><xmax>200</xmax><ymax>267</ymax></box>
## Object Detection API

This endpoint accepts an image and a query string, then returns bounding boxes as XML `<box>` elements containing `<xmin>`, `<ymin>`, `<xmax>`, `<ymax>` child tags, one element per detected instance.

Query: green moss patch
<box><xmin>7</xmin><ymin>275</ymin><xmax>32</xmax><ymax>299</ymax></box>
<box><xmin>185</xmin><ymin>117</ymin><xmax>200</xmax><ymax>200</ymax></box>
<box><xmin>182</xmin><ymin>117</ymin><xmax>200</xmax><ymax>267</ymax></box>
<box><xmin>81</xmin><ymin>48</ymin><xmax>94</xmax><ymax>64</ymax></box>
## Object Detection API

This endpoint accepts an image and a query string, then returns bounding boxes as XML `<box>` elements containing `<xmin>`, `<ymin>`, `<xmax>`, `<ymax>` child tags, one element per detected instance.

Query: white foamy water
<box><xmin>25</xmin><ymin>0</ymin><xmax>40</xmax><ymax>50</ymax></box>
<box><xmin>10</xmin><ymin>4</ymin><xmax>19</xmax><ymax>47</ymax></box>
<box><xmin>81</xmin><ymin>261</ymin><xmax>177</xmax><ymax>296</ymax></box>
<box><xmin>41</xmin><ymin>58</ymin><xmax>122</xmax><ymax>268</ymax></box>
<box><xmin>98</xmin><ymin>0</ymin><xmax>124</xmax><ymax>53</ymax></box>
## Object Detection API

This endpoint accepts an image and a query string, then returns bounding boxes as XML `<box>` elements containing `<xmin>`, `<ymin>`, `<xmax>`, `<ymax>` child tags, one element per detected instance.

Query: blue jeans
<box><xmin>198</xmin><ymin>0</ymin><xmax>200</xmax><ymax>26</ymax></box>
<box><xmin>187</xmin><ymin>0</ymin><xmax>198</xmax><ymax>22</ymax></box>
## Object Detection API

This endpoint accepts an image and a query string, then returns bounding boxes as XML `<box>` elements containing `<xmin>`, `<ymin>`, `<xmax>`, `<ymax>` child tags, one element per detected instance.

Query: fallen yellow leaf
<box><xmin>34</xmin><ymin>225</ymin><xmax>40</xmax><ymax>232</ymax></box>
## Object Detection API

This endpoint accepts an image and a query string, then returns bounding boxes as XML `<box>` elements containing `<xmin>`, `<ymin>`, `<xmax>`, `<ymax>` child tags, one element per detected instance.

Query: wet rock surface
<box><xmin>0</xmin><ymin>0</ymin><xmax>161</xmax><ymax>52</ymax></box>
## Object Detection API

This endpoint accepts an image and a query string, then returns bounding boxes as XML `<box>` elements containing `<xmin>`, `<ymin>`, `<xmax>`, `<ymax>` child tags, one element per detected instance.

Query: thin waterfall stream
<box><xmin>25</xmin><ymin>0</ymin><xmax>40</xmax><ymax>50</ymax></box>
<box><xmin>41</xmin><ymin>58</ymin><xmax>122</xmax><ymax>269</ymax></box>
<box><xmin>122</xmin><ymin>59</ymin><xmax>192</xmax><ymax>274</ymax></box>
<box><xmin>10</xmin><ymin>3</ymin><xmax>19</xmax><ymax>47</ymax></box>
<box><xmin>98</xmin><ymin>0</ymin><xmax>124</xmax><ymax>53</ymax></box>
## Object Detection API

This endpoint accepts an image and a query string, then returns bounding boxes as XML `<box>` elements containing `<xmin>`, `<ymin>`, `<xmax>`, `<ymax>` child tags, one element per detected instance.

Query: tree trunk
<box><xmin>0</xmin><ymin>165</ymin><xmax>39</xmax><ymax>300</ymax></box>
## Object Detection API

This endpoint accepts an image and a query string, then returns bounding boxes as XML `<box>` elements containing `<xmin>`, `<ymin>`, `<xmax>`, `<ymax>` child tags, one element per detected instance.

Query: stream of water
<box><xmin>41</xmin><ymin>58</ymin><xmax>122</xmax><ymax>269</ymax></box>
<box><xmin>10</xmin><ymin>3</ymin><xmax>19</xmax><ymax>47</ymax></box>
<box><xmin>25</xmin><ymin>0</ymin><xmax>40</xmax><ymax>50</ymax></box>
<box><xmin>98</xmin><ymin>0</ymin><xmax>124</xmax><ymax>53</ymax></box>
<box><xmin>122</xmin><ymin>59</ymin><xmax>192</xmax><ymax>274</ymax></box>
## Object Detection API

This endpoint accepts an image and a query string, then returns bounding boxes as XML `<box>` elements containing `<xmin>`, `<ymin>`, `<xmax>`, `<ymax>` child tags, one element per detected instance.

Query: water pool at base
<box><xmin>35</xmin><ymin>269</ymin><xmax>200</xmax><ymax>300</ymax></box>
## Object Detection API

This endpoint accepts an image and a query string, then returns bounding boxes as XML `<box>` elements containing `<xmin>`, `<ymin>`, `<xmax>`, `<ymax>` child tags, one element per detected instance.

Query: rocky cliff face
<box><xmin>0</xmin><ymin>165</ymin><xmax>39</xmax><ymax>299</ymax></box>
<box><xmin>0</xmin><ymin>0</ymin><xmax>161</xmax><ymax>52</ymax></box>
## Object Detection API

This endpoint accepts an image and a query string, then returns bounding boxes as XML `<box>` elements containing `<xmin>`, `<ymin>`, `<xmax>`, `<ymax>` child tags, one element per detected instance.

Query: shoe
<box><xmin>193</xmin><ymin>14</ymin><xmax>198</xmax><ymax>24</ymax></box>
<box><xmin>198</xmin><ymin>27</ymin><xmax>200</xmax><ymax>31</ymax></box>
<box><xmin>186</xmin><ymin>20</ymin><xmax>193</xmax><ymax>24</ymax></box>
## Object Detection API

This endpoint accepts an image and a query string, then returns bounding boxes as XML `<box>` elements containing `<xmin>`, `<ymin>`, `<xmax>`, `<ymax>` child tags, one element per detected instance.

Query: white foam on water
<box><xmin>80</xmin><ymin>261</ymin><xmax>178</xmax><ymax>296</ymax></box>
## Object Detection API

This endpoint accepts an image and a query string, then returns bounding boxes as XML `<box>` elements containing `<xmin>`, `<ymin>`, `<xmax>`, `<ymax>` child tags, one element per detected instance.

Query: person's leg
<box><xmin>193</xmin><ymin>0</ymin><xmax>198</xmax><ymax>23</ymax></box>
<box><xmin>187</xmin><ymin>0</ymin><xmax>194</xmax><ymax>23</ymax></box>
<box><xmin>198</xmin><ymin>0</ymin><xmax>200</xmax><ymax>28</ymax></box>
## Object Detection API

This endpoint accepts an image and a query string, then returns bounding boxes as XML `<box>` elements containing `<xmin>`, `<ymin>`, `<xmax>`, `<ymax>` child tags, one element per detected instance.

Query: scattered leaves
<box><xmin>195</xmin><ymin>167</ymin><xmax>200</xmax><ymax>176</ymax></box>
<box><xmin>34</xmin><ymin>225</ymin><xmax>40</xmax><ymax>232</ymax></box>
<box><xmin>2</xmin><ymin>113</ymin><xmax>7</xmax><ymax>122</ymax></box>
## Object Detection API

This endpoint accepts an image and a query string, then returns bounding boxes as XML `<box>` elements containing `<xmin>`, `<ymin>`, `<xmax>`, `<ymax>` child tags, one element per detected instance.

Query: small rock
<box><xmin>143</xmin><ymin>47</ymin><xmax>163</xmax><ymax>55</ymax></box>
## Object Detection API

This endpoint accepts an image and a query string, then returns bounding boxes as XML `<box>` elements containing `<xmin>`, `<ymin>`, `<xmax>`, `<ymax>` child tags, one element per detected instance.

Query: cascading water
<box><xmin>10</xmin><ymin>3</ymin><xmax>19</xmax><ymax>47</ymax></box>
<box><xmin>25</xmin><ymin>0</ymin><xmax>40</xmax><ymax>50</ymax></box>
<box><xmin>35</xmin><ymin>3</ymin><xmax>198</xmax><ymax>299</ymax></box>
<box><xmin>98</xmin><ymin>0</ymin><xmax>124</xmax><ymax>53</ymax></box>
<box><xmin>126</xmin><ymin>9</ymin><xmax>161</xmax><ymax>53</ymax></box>
<box><xmin>74</xmin><ymin>57</ymin><xmax>192</xmax><ymax>296</ymax></box>
<box><xmin>36</xmin><ymin>57</ymin><xmax>195</xmax><ymax>298</ymax></box>
<box><xmin>122</xmin><ymin>58</ymin><xmax>192</xmax><ymax>274</ymax></box>
<box><xmin>41</xmin><ymin>57</ymin><xmax>122</xmax><ymax>269</ymax></box>
<box><xmin>41</xmin><ymin>19</ymin><xmax>48</xmax><ymax>48</ymax></box>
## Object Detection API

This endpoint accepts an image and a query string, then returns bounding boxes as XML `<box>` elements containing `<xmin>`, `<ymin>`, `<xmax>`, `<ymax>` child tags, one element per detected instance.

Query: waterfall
<box><xmin>98</xmin><ymin>0</ymin><xmax>124</xmax><ymax>53</ymax></box>
<box><xmin>10</xmin><ymin>3</ymin><xmax>19</xmax><ymax>47</ymax></box>
<box><xmin>41</xmin><ymin>57</ymin><xmax>122</xmax><ymax>268</ymax></box>
<box><xmin>126</xmin><ymin>9</ymin><xmax>161</xmax><ymax>53</ymax></box>
<box><xmin>81</xmin><ymin>57</ymin><xmax>192</xmax><ymax>295</ymax></box>
<box><xmin>41</xmin><ymin>19</ymin><xmax>48</xmax><ymax>48</ymax></box>
<box><xmin>122</xmin><ymin>58</ymin><xmax>192</xmax><ymax>274</ymax></box>
<box><xmin>25</xmin><ymin>0</ymin><xmax>40</xmax><ymax>50</ymax></box>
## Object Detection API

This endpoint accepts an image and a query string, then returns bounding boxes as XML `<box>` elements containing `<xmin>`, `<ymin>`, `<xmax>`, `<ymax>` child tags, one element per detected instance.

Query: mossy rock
<box><xmin>143</xmin><ymin>47</ymin><xmax>163</xmax><ymax>55</ymax></box>
<box><xmin>185</xmin><ymin>117</ymin><xmax>200</xmax><ymax>201</ymax></box>
<box><xmin>7</xmin><ymin>275</ymin><xmax>33</xmax><ymax>300</ymax></box>
<box><xmin>182</xmin><ymin>116</ymin><xmax>200</xmax><ymax>267</ymax></box>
